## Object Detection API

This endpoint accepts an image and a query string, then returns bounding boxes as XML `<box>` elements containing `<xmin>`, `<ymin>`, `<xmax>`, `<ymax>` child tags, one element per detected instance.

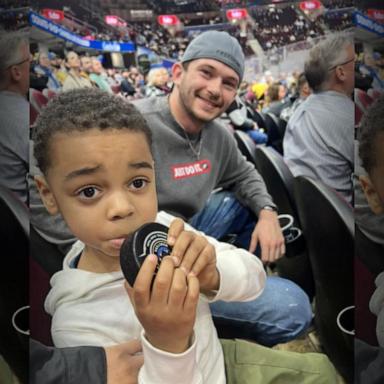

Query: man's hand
<box><xmin>249</xmin><ymin>209</ymin><xmax>285</xmax><ymax>263</ymax></box>
<box><xmin>105</xmin><ymin>339</ymin><xmax>144</xmax><ymax>384</ymax></box>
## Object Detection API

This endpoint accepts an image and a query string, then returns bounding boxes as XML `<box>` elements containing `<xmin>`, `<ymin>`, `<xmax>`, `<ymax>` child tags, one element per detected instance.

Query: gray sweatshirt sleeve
<box><xmin>215</xmin><ymin>126</ymin><xmax>276</xmax><ymax>216</ymax></box>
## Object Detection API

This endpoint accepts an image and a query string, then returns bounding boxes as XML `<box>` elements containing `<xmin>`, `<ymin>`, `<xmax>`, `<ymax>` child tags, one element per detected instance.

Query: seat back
<box><xmin>233</xmin><ymin>130</ymin><xmax>258</xmax><ymax>167</ymax></box>
<box><xmin>30</xmin><ymin>225</ymin><xmax>66</xmax><ymax>346</ymax></box>
<box><xmin>254</xmin><ymin>147</ymin><xmax>314</xmax><ymax>298</ymax></box>
<box><xmin>264</xmin><ymin>113</ymin><xmax>284</xmax><ymax>154</ymax></box>
<box><xmin>0</xmin><ymin>186</ymin><xmax>29</xmax><ymax>383</ymax></box>
<box><xmin>294</xmin><ymin>176</ymin><xmax>354</xmax><ymax>381</ymax></box>
<box><xmin>29</xmin><ymin>88</ymin><xmax>48</xmax><ymax>113</ymax></box>
<box><xmin>254</xmin><ymin>146</ymin><xmax>296</xmax><ymax>218</ymax></box>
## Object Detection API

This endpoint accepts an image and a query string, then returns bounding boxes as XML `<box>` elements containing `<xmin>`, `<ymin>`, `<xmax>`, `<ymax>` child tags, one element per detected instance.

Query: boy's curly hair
<box><xmin>359</xmin><ymin>94</ymin><xmax>384</xmax><ymax>175</ymax></box>
<box><xmin>33</xmin><ymin>88</ymin><xmax>152</xmax><ymax>174</ymax></box>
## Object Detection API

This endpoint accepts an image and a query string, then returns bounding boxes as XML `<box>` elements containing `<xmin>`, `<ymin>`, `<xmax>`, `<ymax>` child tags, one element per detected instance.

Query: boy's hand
<box><xmin>168</xmin><ymin>218</ymin><xmax>220</xmax><ymax>294</ymax></box>
<box><xmin>126</xmin><ymin>254</ymin><xmax>199</xmax><ymax>354</ymax></box>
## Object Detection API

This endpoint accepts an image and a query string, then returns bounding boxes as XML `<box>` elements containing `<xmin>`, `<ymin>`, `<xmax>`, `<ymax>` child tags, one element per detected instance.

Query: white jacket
<box><xmin>45</xmin><ymin>211</ymin><xmax>266</xmax><ymax>384</ymax></box>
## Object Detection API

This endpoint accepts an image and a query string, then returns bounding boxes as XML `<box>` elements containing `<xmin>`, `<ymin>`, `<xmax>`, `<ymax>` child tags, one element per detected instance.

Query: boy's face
<box><xmin>36</xmin><ymin>129</ymin><xmax>157</xmax><ymax>264</ymax></box>
<box><xmin>360</xmin><ymin>133</ymin><xmax>384</xmax><ymax>215</ymax></box>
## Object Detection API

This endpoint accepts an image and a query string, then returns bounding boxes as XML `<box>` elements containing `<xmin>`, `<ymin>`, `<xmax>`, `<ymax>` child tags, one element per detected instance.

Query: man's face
<box><xmin>339</xmin><ymin>44</ymin><xmax>355</xmax><ymax>96</ymax></box>
<box><xmin>39</xmin><ymin>53</ymin><xmax>50</xmax><ymax>68</ymax></box>
<box><xmin>172</xmin><ymin>58</ymin><xmax>239</xmax><ymax>125</ymax></box>
<box><xmin>360</xmin><ymin>133</ymin><xmax>384</xmax><ymax>215</ymax></box>
<box><xmin>80</xmin><ymin>57</ymin><xmax>92</xmax><ymax>73</ymax></box>
<box><xmin>15</xmin><ymin>42</ymin><xmax>30</xmax><ymax>95</ymax></box>
<box><xmin>36</xmin><ymin>129</ymin><xmax>158</xmax><ymax>266</ymax></box>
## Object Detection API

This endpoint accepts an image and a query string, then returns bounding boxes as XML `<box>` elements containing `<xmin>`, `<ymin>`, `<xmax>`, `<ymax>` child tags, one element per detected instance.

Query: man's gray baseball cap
<box><xmin>181</xmin><ymin>30</ymin><xmax>245</xmax><ymax>82</ymax></box>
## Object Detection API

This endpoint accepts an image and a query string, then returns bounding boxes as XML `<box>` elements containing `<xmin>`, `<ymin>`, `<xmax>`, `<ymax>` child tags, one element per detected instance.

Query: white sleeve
<box><xmin>201</xmin><ymin>232</ymin><xmax>266</xmax><ymax>303</ymax></box>
<box><xmin>157</xmin><ymin>211</ymin><xmax>266</xmax><ymax>303</ymax></box>
<box><xmin>139</xmin><ymin>330</ymin><xmax>203</xmax><ymax>384</ymax></box>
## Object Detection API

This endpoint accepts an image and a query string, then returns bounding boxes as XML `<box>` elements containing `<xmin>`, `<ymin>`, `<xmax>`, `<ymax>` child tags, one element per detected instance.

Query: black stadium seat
<box><xmin>0</xmin><ymin>186</ymin><xmax>29</xmax><ymax>383</ymax></box>
<box><xmin>294</xmin><ymin>176</ymin><xmax>354</xmax><ymax>382</ymax></box>
<box><xmin>254</xmin><ymin>146</ymin><xmax>314</xmax><ymax>299</ymax></box>
<box><xmin>233</xmin><ymin>130</ymin><xmax>258</xmax><ymax>167</ymax></box>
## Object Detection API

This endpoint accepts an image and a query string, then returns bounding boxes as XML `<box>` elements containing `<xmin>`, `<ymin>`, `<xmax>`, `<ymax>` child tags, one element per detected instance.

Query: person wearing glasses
<box><xmin>283</xmin><ymin>33</ymin><xmax>354</xmax><ymax>203</ymax></box>
<box><xmin>0</xmin><ymin>31</ymin><xmax>30</xmax><ymax>204</ymax></box>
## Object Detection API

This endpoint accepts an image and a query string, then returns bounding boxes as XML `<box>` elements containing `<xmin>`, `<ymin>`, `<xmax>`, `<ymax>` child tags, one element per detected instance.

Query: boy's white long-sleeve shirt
<box><xmin>44</xmin><ymin>211</ymin><xmax>266</xmax><ymax>384</ymax></box>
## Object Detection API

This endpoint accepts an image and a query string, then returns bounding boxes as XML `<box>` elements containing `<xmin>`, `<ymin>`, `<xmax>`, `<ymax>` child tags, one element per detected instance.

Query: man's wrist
<box><xmin>261</xmin><ymin>205</ymin><xmax>277</xmax><ymax>212</ymax></box>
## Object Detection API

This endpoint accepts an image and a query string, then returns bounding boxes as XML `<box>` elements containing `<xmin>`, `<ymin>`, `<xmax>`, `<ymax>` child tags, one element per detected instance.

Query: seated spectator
<box><xmin>33</xmin><ymin>52</ymin><xmax>61</xmax><ymax>91</ymax></box>
<box><xmin>262</xmin><ymin>81</ymin><xmax>288</xmax><ymax>117</ymax></box>
<box><xmin>89</xmin><ymin>57</ymin><xmax>113</xmax><ymax>93</ymax></box>
<box><xmin>0</xmin><ymin>31</ymin><xmax>29</xmax><ymax>204</ymax></box>
<box><xmin>62</xmin><ymin>51</ymin><xmax>93</xmax><ymax>92</ymax></box>
<box><xmin>145</xmin><ymin>67</ymin><xmax>171</xmax><ymax>97</ymax></box>
<box><xmin>49</xmin><ymin>53</ymin><xmax>67</xmax><ymax>85</ymax></box>
<box><xmin>283</xmin><ymin>33</ymin><xmax>354</xmax><ymax>203</ymax></box>
<box><xmin>280</xmin><ymin>72</ymin><xmax>311</xmax><ymax>122</ymax></box>
<box><xmin>226</xmin><ymin>96</ymin><xmax>268</xmax><ymax>144</ymax></box>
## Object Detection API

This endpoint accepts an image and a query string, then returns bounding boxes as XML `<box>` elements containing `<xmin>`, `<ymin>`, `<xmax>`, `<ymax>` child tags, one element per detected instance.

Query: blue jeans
<box><xmin>247</xmin><ymin>129</ymin><xmax>268</xmax><ymax>144</ymax></box>
<box><xmin>189</xmin><ymin>191</ymin><xmax>312</xmax><ymax>346</ymax></box>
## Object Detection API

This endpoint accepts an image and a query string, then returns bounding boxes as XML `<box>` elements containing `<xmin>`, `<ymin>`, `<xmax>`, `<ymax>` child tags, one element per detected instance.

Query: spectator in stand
<box><xmin>226</xmin><ymin>96</ymin><xmax>268</xmax><ymax>144</ymax></box>
<box><xmin>49</xmin><ymin>53</ymin><xmax>67</xmax><ymax>86</ymax></box>
<box><xmin>283</xmin><ymin>33</ymin><xmax>354</xmax><ymax>203</ymax></box>
<box><xmin>33</xmin><ymin>52</ymin><xmax>61</xmax><ymax>92</ymax></box>
<box><xmin>62</xmin><ymin>51</ymin><xmax>93</xmax><ymax>92</ymax></box>
<box><xmin>89</xmin><ymin>57</ymin><xmax>113</xmax><ymax>93</ymax></box>
<box><xmin>262</xmin><ymin>81</ymin><xmax>288</xmax><ymax>117</ymax></box>
<box><xmin>280</xmin><ymin>72</ymin><xmax>311</xmax><ymax>122</ymax></box>
<box><xmin>144</xmin><ymin>67</ymin><xmax>171</xmax><ymax>97</ymax></box>
<box><xmin>0</xmin><ymin>31</ymin><xmax>30</xmax><ymax>203</ymax></box>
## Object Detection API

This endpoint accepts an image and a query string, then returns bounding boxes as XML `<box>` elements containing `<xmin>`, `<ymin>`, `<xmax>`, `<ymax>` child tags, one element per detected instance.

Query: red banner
<box><xmin>42</xmin><ymin>9</ymin><xmax>64</xmax><ymax>21</ymax></box>
<box><xmin>226</xmin><ymin>9</ymin><xmax>248</xmax><ymax>21</ymax></box>
<box><xmin>157</xmin><ymin>15</ymin><xmax>179</xmax><ymax>26</ymax></box>
<box><xmin>299</xmin><ymin>1</ymin><xmax>322</xmax><ymax>11</ymax></box>
<box><xmin>367</xmin><ymin>9</ymin><xmax>384</xmax><ymax>23</ymax></box>
<box><xmin>104</xmin><ymin>15</ymin><xmax>127</xmax><ymax>27</ymax></box>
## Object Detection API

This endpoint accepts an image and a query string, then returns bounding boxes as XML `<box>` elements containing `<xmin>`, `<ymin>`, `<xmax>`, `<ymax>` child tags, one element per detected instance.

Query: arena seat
<box><xmin>30</xmin><ymin>102</ymin><xmax>39</xmax><ymax>127</ymax></box>
<box><xmin>264</xmin><ymin>113</ymin><xmax>284</xmax><ymax>154</ymax></box>
<box><xmin>29</xmin><ymin>88</ymin><xmax>48</xmax><ymax>113</ymax></box>
<box><xmin>233</xmin><ymin>130</ymin><xmax>258</xmax><ymax>167</ymax></box>
<box><xmin>30</xmin><ymin>225</ymin><xmax>65</xmax><ymax>346</ymax></box>
<box><xmin>294</xmin><ymin>176</ymin><xmax>354</xmax><ymax>382</ymax></box>
<box><xmin>355</xmin><ymin>88</ymin><xmax>374</xmax><ymax>114</ymax></box>
<box><xmin>42</xmin><ymin>88</ymin><xmax>58</xmax><ymax>100</ymax></box>
<box><xmin>0</xmin><ymin>186</ymin><xmax>29</xmax><ymax>383</ymax></box>
<box><xmin>254</xmin><ymin>146</ymin><xmax>314</xmax><ymax>299</ymax></box>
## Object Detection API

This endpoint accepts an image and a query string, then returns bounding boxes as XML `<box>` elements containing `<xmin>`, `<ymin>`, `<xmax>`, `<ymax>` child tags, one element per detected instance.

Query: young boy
<box><xmin>33</xmin><ymin>88</ymin><xmax>265</xmax><ymax>383</ymax></box>
<box><xmin>33</xmin><ymin>88</ymin><xmax>337</xmax><ymax>383</ymax></box>
<box><xmin>358</xmin><ymin>94</ymin><xmax>384</xmax><ymax>347</ymax></box>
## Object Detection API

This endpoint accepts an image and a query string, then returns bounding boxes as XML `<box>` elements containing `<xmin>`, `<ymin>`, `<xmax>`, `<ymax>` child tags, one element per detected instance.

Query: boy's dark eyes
<box><xmin>130</xmin><ymin>179</ymin><xmax>148</xmax><ymax>190</ymax></box>
<box><xmin>77</xmin><ymin>186</ymin><xmax>100</xmax><ymax>199</ymax></box>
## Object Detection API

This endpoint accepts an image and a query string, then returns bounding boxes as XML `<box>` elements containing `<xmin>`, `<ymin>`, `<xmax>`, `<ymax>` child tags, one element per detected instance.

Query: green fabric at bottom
<box><xmin>0</xmin><ymin>355</ymin><xmax>14</xmax><ymax>384</ymax></box>
<box><xmin>220</xmin><ymin>339</ymin><xmax>338</xmax><ymax>384</ymax></box>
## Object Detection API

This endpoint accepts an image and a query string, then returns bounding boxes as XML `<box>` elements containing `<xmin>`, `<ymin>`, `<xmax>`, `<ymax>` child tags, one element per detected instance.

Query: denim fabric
<box><xmin>189</xmin><ymin>191</ymin><xmax>312</xmax><ymax>345</ymax></box>
<box><xmin>211</xmin><ymin>276</ymin><xmax>312</xmax><ymax>346</ymax></box>
<box><xmin>247</xmin><ymin>129</ymin><xmax>268</xmax><ymax>144</ymax></box>
<box><xmin>189</xmin><ymin>190</ymin><xmax>255</xmax><ymax>250</ymax></box>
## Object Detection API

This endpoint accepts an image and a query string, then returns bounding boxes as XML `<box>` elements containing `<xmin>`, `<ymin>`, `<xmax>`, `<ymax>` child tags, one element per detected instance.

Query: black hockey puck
<box><xmin>120</xmin><ymin>222</ymin><xmax>171</xmax><ymax>287</ymax></box>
